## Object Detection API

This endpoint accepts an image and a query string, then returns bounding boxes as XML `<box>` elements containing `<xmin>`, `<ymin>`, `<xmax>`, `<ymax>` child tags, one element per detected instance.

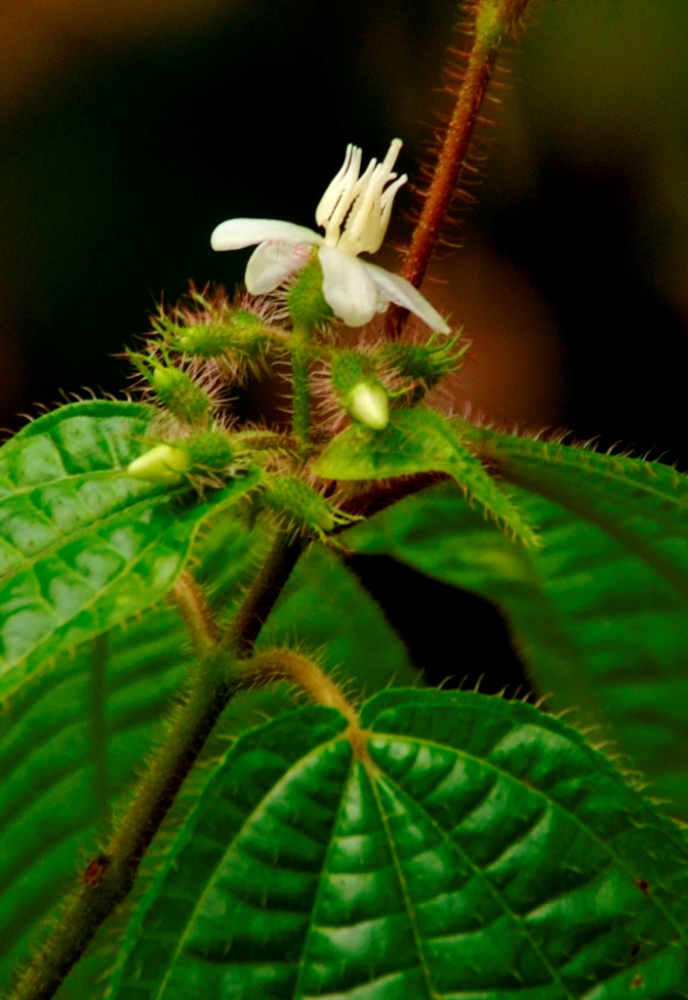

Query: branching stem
<box><xmin>173</xmin><ymin>569</ymin><xmax>221</xmax><ymax>656</ymax></box>
<box><xmin>248</xmin><ymin>648</ymin><xmax>368</xmax><ymax>759</ymax></box>
<box><xmin>10</xmin><ymin>532</ymin><xmax>303</xmax><ymax>1000</ymax></box>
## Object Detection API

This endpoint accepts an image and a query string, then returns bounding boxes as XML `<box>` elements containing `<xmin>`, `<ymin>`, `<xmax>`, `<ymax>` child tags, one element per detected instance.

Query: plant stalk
<box><xmin>9</xmin><ymin>533</ymin><xmax>303</xmax><ymax>1000</ymax></box>
<box><xmin>291</xmin><ymin>322</ymin><xmax>313</xmax><ymax>448</ymax></box>
<box><xmin>388</xmin><ymin>0</ymin><xmax>532</xmax><ymax>335</ymax></box>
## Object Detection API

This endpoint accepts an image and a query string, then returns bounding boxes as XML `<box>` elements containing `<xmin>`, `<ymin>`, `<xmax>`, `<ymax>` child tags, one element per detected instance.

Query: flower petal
<box><xmin>211</xmin><ymin>218</ymin><xmax>323</xmax><ymax>251</ymax></box>
<box><xmin>318</xmin><ymin>247</ymin><xmax>378</xmax><ymax>327</ymax></box>
<box><xmin>245</xmin><ymin>241</ymin><xmax>312</xmax><ymax>295</ymax></box>
<box><xmin>364</xmin><ymin>261</ymin><xmax>451</xmax><ymax>333</ymax></box>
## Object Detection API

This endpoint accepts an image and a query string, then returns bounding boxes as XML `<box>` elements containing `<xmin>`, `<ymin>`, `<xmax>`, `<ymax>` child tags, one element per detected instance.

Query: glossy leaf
<box><xmin>106</xmin><ymin>689</ymin><xmax>688</xmax><ymax>1000</ymax></box>
<box><xmin>0</xmin><ymin>400</ymin><xmax>261</xmax><ymax>698</ymax></box>
<box><xmin>348</xmin><ymin>429</ymin><xmax>688</xmax><ymax>816</ymax></box>
<box><xmin>313</xmin><ymin>408</ymin><xmax>538</xmax><ymax>546</ymax></box>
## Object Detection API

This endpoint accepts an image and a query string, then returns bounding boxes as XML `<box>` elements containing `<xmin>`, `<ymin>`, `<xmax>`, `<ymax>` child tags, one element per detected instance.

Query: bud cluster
<box><xmin>316</xmin><ymin>330</ymin><xmax>466</xmax><ymax>432</ymax></box>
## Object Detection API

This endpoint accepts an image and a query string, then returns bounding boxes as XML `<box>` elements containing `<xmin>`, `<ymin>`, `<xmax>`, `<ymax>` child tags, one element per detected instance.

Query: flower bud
<box><xmin>151</xmin><ymin>365</ymin><xmax>211</xmax><ymax>425</ymax></box>
<box><xmin>263</xmin><ymin>476</ymin><xmax>337</xmax><ymax>534</ymax></box>
<box><xmin>177</xmin><ymin>310</ymin><xmax>269</xmax><ymax>360</ymax></box>
<box><xmin>185</xmin><ymin>430</ymin><xmax>235</xmax><ymax>471</ymax></box>
<box><xmin>348</xmin><ymin>383</ymin><xmax>389</xmax><ymax>430</ymax></box>
<box><xmin>127</xmin><ymin>444</ymin><xmax>190</xmax><ymax>485</ymax></box>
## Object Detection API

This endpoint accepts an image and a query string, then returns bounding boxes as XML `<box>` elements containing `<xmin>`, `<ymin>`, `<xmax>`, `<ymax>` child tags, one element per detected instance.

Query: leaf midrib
<box><xmin>132</xmin><ymin>734</ymin><xmax>350</xmax><ymax>1000</ymax></box>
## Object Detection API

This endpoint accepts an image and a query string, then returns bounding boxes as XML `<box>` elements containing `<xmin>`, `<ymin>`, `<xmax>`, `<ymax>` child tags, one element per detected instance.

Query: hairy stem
<box><xmin>291</xmin><ymin>349</ymin><xmax>311</xmax><ymax>446</ymax></box>
<box><xmin>10</xmin><ymin>532</ymin><xmax>303</xmax><ymax>1000</ymax></box>
<box><xmin>173</xmin><ymin>569</ymin><xmax>221</xmax><ymax>656</ymax></box>
<box><xmin>248</xmin><ymin>647</ymin><xmax>368</xmax><ymax>759</ymax></box>
<box><xmin>224</xmin><ymin>533</ymin><xmax>304</xmax><ymax>655</ymax></box>
<box><xmin>389</xmin><ymin>0</ymin><xmax>532</xmax><ymax>334</ymax></box>
<box><xmin>249</xmin><ymin>647</ymin><xmax>358</xmax><ymax>725</ymax></box>
<box><xmin>291</xmin><ymin>321</ymin><xmax>314</xmax><ymax>448</ymax></box>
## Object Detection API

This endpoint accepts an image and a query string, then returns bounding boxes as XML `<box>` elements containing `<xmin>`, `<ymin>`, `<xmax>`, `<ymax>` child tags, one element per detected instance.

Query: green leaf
<box><xmin>348</xmin><ymin>428</ymin><xmax>688</xmax><ymax>817</ymax></box>
<box><xmin>258</xmin><ymin>543</ymin><xmax>418</xmax><ymax>694</ymax></box>
<box><xmin>313</xmin><ymin>407</ymin><xmax>537</xmax><ymax>546</ymax></box>
<box><xmin>0</xmin><ymin>400</ymin><xmax>261</xmax><ymax>697</ymax></box>
<box><xmin>106</xmin><ymin>690</ymin><xmax>688</xmax><ymax>999</ymax></box>
<box><xmin>0</xmin><ymin>508</ymin><xmax>272</xmax><ymax>994</ymax></box>
<box><xmin>0</xmin><ymin>524</ymin><xmax>416</xmax><ymax>993</ymax></box>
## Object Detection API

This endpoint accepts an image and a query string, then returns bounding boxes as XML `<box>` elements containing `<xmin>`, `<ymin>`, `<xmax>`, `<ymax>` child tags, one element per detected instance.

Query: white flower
<box><xmin>210</xmin><ymin>140</ymin><xmax>450</xmax><ymax>333</ymax></box>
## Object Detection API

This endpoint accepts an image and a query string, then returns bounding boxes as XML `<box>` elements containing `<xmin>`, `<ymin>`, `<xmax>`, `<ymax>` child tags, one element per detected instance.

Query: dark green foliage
<box><xmin>105</xmin><ymin>690</ymin><xmax>688</xmax><ymax>999</ymax></box>
<box><xmin>0</xmin><ymin>528</ymin><xmax>414</xmax><ymax>990</ymax></box>
<box><xmin>348</xmin><ymin>429</ymin><xmax>688</xmax><ymax>817</ymax></box>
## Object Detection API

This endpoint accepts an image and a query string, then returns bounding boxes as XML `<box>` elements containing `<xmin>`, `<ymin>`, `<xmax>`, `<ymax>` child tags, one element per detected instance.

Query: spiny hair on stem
<box><xmin>401</xmin><ymin>0</ymin><xmax>525</xmax><ymax>266</ymax></box>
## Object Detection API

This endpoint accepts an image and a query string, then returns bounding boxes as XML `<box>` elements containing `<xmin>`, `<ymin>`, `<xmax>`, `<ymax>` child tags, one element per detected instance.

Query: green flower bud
<box><xmin>185</xmin><ymin>430</ymin><xmax>235</xmax><ymax>471</ymax></box>
<box><xmin>348</xmin><ymin>383</ymin><xmax>389</xmax><ymax>430</ymax></box>
<box><xmin>127</xmin><ymin>444</ymin><xmax>190</xmax><ymax>485</ymax></box>
<box><xmin>378</xmin><ymin>333</ymin><xmax>465</xmax><ymax>391</ymax></box>
<box><xmin>177</xmin><ymin>310</ymin><xmax>269</xmax><ymax>360</ymax></box>
<box><xmin>287</xmin><ymin>256</ymin><xmax>333</xmax><ymax>331</ymax></box>
<box><xmin>151</xmin><ymin>365</ymin><xmax>211</xmax><ymax>424</ymax></box>
<box><xmin>263</xmin><ymin>476</ymin><xmax>338</xmax><ymax>534</ymax></box>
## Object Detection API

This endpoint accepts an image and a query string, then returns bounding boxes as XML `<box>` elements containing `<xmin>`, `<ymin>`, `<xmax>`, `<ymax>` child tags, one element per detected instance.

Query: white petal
<box><xmin>245</xmin><ymin>241</ymin><xmax>312</xmax><ymax>295</ymax></box>
<box><xmin>211</xmin><ymin>218</ymin><xmax>323</xmax><ymax>251</ymax></box>
<box><xmin>364</xmin><ymin>261</ymin><xmax>451</xmax><ymax>333</ymax></box>
<box><xmin>318</xmin><ymin>247</ymin><xmax>379</xmax><ymax>327</ymax></box>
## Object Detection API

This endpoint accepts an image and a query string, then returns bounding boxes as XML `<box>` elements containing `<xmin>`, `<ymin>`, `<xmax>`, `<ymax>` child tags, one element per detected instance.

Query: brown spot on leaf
<box><xmin>631</xmin><ymin>974</ymin><xmax>644</xmax><ymax>989</ymax></box>
<box><xmin>635</xmin><ymin>877</ymin><xmax>650</xmax><ymax>895</ymax></box>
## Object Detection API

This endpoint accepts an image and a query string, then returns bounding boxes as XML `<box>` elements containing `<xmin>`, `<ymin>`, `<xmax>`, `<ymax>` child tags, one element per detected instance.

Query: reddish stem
<box><xmin>401</xmin><ymin>41</ymin><xmax>499</xmax><ymax>293</ymax></box>
<box><xmin>388</xmin><ymin>0</ymin><xmax>531</xmax><ymax>336</ymax></box>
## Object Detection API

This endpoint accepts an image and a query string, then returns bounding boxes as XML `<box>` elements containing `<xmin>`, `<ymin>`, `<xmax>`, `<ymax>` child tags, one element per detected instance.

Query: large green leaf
<box><xmin>313</xmin><ymin>408</ymin><xmax>538</xmax><ymax>546</ymax></box>
<box><xmin>105</xmin><ymin>689</ymin><xmax>688</xmax><ymax>999</ymax></box>
<box><xmin>0</xmin><ymin>400</ymin><xmax>261</xmax><ymax>697</ymax></box>
<box><xmin>348</xmin><ymin>429</ymin><xmax>688</xmax><ymax>816</ymax></box>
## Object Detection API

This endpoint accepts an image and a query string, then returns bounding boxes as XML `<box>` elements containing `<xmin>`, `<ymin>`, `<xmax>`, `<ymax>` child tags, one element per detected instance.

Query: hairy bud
<box><xmin>150</xmin><ymin>365</ymin><xmax>211</xmax><ymax>425</ymax></box>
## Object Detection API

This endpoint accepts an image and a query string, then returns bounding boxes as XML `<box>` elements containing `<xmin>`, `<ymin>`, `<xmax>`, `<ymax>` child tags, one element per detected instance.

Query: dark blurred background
<box><xmin>2</xmin><ymin>0</ymin><xmax>687</xmax><ymax>690</ymax></box>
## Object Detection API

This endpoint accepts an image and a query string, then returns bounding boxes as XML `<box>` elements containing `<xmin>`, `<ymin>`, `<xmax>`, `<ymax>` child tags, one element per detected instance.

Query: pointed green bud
<box><xmin>151</xmin><ymin>365</ymin><xmax>211</xmax><ymax>424</ymax></box>
<box><xmin>127</xmin><ymin>444</ymin><xmax>190</xmax><ymax>485</ymax></box>
<box><xmin>348</xmin><ymin>383</ymin><xmax>389</xmax><ymax>430</ymax></box>
<box><xmin>287</xmin><ymin>255</ymin><xmax>333</xmax><ymax>332</ymax></box>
